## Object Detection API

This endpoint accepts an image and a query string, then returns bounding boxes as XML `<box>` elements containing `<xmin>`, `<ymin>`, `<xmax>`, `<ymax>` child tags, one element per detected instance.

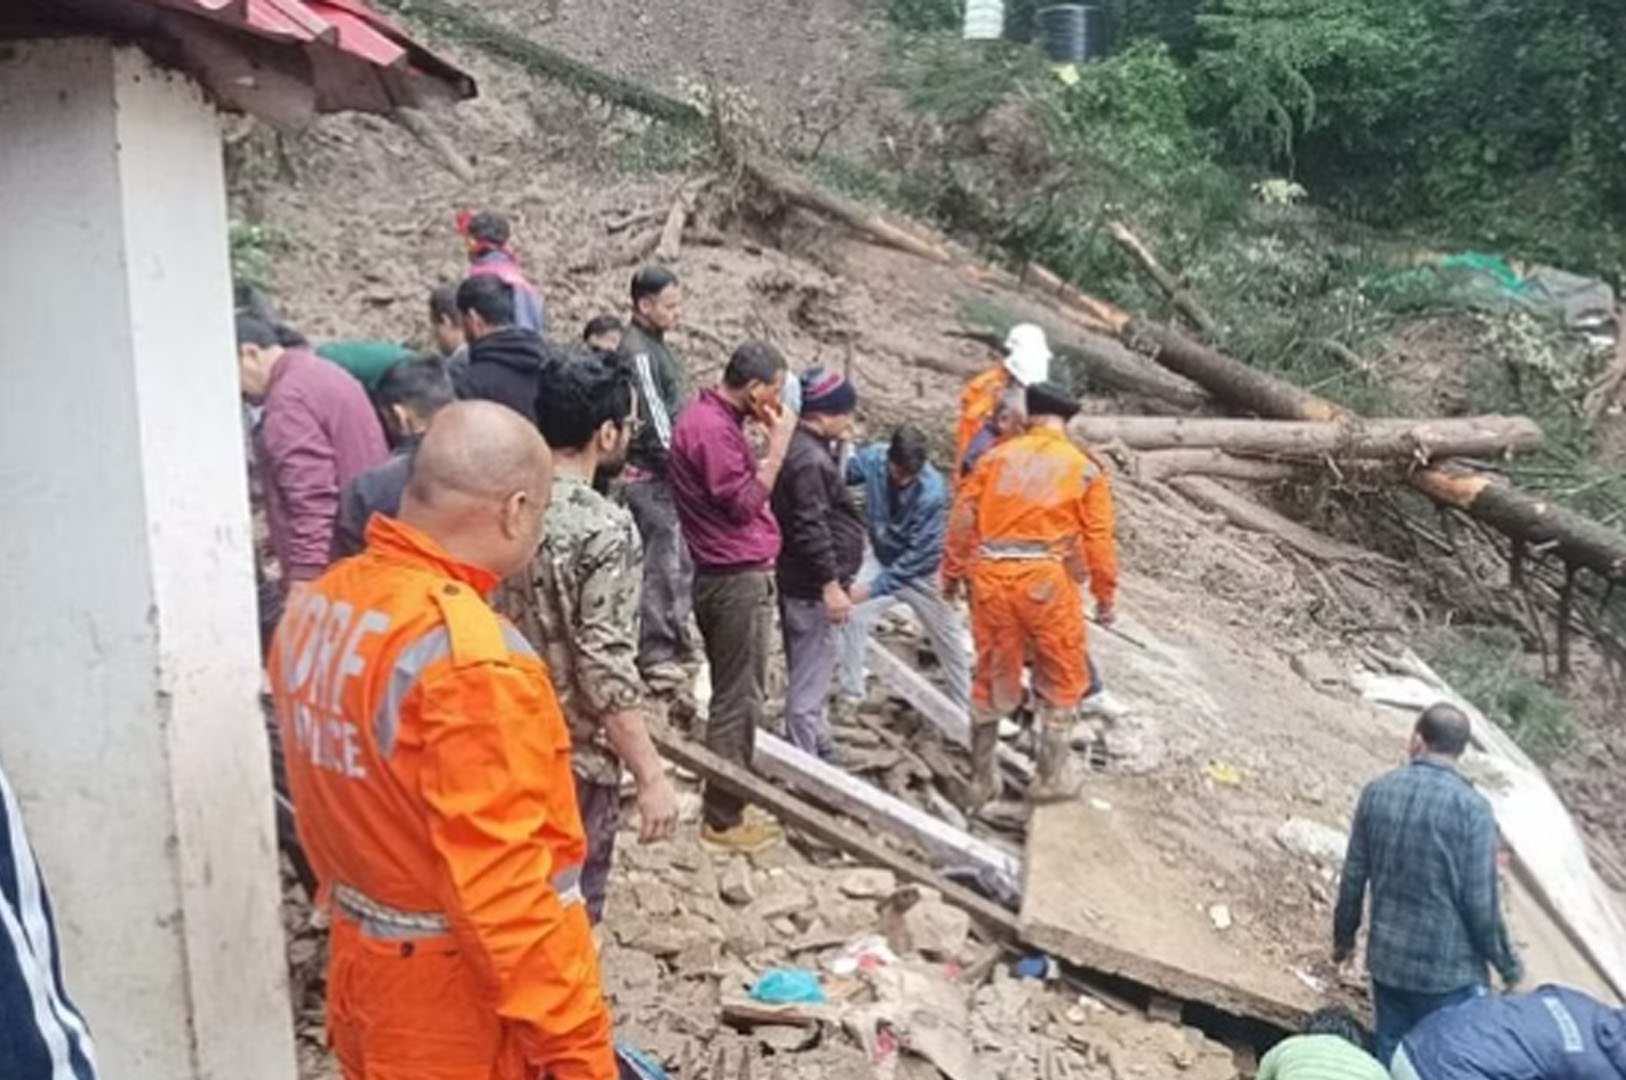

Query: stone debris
<box><xmin>1274</xmin><ymin>816</ymin><xmax>1349</xmax><ymax>866</ymax></box>
<box><xmin>720</xmin><ymin>858</ymin><xmax>758</xmax><ymax>906</ymax></box>
<box><xmin>837</xmin><ymin>867</ymin><xmax>897</xmax><ymax>899</ymax></box>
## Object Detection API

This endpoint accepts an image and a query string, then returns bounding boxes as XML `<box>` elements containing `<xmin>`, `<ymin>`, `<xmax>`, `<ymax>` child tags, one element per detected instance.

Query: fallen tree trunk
<box><xmin>1411</xmin><ymin>469</ymin><xmax>1626</xmax><ymax>582</ymax></box>
<box><xmin>392</xmin><ymin>107</ymin><xmax>476</xmax><ymax>183</ymax></box>
<box><xmin>1121</xmin><ymin>321</ymin><xmax>1626</xmax><ymax>583</ymax></box>
<box><xmin>1071</xmin><ymin>414</ymin><xmax>1543</xmax><ymax>462</ymax></box>
<box><xmin>1132</xmin><ymin>448</ymin><xmax>1306</xmax><ymax>484</ymax></box>
<box><xmin>1134</xmin><ymin>324</ymin><xmax>1344</xmax><ymax>422</ymax></box>
<box><xmin>1168</xmin><ymin>476</ymin><xmax>1377</xmax><ymax>563</ymax></box>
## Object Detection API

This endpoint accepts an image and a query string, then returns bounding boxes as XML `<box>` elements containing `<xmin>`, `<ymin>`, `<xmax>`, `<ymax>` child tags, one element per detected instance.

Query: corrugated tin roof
<box><xmin>4</xmin><ymin>0</ymin><xmax>475</xmax><ymax>125</ymax></box>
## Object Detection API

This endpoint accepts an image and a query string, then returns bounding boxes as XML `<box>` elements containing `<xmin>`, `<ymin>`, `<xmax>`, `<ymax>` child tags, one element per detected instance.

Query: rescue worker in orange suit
<box><xmin>269</xmin><ymin>399</ymin><xmax>616</xmax><ymax>1080</ymax></box>
<box><xmin>944</xmin><ymin>381</ymin><xmax>1118</xmax><ymax>806</ymax></box>
<box><xmin>954</xmin><ymin>322</ymin><xmax>1052</xmax><ymax>483</ymax></box>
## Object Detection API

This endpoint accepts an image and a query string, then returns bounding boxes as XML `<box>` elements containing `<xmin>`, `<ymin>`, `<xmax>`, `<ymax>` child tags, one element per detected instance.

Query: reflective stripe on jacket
<box><xmin>268</xmin><ymin>515</ymin><xmax>613</xmax><ymax>1079</ymax></box>
<box><xmin>944</xmin><ymin>425</ymin><xmax>1118</xmax><ymax>609</ymax></box>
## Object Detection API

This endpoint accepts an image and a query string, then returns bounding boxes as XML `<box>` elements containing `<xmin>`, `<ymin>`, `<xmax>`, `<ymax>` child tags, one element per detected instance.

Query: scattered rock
<box><xmin>1147</xmin><ymin>995</ymin><xmax>1183</xmax><ymax>1026</ymax></box>
<box><xmin>837</xmin><ymin>867</ymin><xmax>897</xmax><ymax>899</ymax></box>
<box><xmin>1207</xmin><ymin>904</ymin><xmax>1232</xmax><ymax>931</ymax></box>
<box><xmin>1274</xmin><ymin>817</ymin><xmax>1348</xmax><ymax>866</ymax></box>
<box><xmin>1290</xmin><ymin>651</ymin><xmax>1346</xmax><ymax>694</ymax></box>
<box><xmin>625</xmin><ymin>913</ymin><xmax>724</xmax><ymax>958</ymax></box>
<box><xmin>637</xmin><ymin>882</ymin><xmax>678</xmax><ymax>918</ymax></box>
<box><xmin>749</xmin><ymin>883</ymin><xmax>816</xmax><ymax>922</ymax></box>
<box><xmin>720</xmin><ymin>859</ymin><xmax>757</xmax><ymax>906</ymax></box>
<box><xmin>671</xmin><ymin>939</ymin><xmax>722</xmax><ymax>977</ymax></box>
<box><xmin>900</xmin><ymin>893</ymin><xmax>971</xmax><ymax>961</ymax></box>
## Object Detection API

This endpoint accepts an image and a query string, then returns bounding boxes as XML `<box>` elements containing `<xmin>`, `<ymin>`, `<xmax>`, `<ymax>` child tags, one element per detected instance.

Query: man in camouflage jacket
<box><xmin>512</xmin><ymin>357</ymin><xmax>678</xmax><ymax>922</ymax></box>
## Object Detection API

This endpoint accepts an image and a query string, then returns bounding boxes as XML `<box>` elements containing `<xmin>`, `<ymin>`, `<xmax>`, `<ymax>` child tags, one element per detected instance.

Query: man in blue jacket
<box><xmin>1392</xmin><ymin>985</ymin><xmax>1626</xmax><ymax>1080</ymax></box>
<box><xmin>835</xmin><ymin>425</ymin><xmax>972</xmax><ymax>715</ymax></box>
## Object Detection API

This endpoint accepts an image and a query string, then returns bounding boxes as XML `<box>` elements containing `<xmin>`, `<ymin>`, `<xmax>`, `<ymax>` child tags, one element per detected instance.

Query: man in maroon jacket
<box><xmin>237</xmin><ymin>315</ymin><xmax>389</xmax><ymax>591</ymax></box>
<box><xmin>667</xmin><ymin>342</ymin><xmax>798</xmax><ymax>854</ymax></box>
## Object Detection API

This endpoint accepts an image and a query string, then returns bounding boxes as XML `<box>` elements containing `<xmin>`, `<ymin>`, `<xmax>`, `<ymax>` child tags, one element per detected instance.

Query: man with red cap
<box><xmin>460</xmin><ymin>209</ymin><xmax>545</xmax><ymax>336</ymax></box>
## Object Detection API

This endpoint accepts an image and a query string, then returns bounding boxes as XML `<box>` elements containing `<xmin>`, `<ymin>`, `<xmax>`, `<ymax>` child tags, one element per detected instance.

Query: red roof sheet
<box><xmin>18</xmin><ymin>0</ymin><xmax>476</xmax><ymax>125</ymax></box>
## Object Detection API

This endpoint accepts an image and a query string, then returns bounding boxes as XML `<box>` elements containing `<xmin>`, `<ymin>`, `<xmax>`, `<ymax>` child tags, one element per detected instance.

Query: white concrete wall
<box><xmin>0</xmin><ymin>39</ymin><xmax>296</xmax><ymax>1080</ymax></box>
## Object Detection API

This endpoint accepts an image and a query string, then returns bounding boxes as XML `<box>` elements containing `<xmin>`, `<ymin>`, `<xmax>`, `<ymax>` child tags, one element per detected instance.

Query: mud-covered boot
<box><xmin>1030</xmin><ymin>708</ymin><xmax>1085</xmax><ymax>804</ymax></box>
<box><xmin>966</xmin><ymin>718</ymin><xmax>1002</xmax><ymax>810</ymax></box>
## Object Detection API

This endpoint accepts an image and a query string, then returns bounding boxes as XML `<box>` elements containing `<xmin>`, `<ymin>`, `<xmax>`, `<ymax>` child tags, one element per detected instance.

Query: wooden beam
<box><xmin>863</xmin><ymin>640</ymin><xmax>1033</xmax><ymax>780</ymax></box>
<box><xmin>752</xmin><ymin>730</ymin><xmax>1022</xmax><ymax>889</ymax></box>
<box><xmin>650</xmin><ymin>730</ymin><xmax>1021</xmax><ymax>943</ymax></box>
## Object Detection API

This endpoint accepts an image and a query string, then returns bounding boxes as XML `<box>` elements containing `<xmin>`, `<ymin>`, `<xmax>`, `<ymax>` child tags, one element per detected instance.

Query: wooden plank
<box><xmin>651</xmin><ymin>730</ymin><xmax>1022</xmax><ymax>943</ymax></box>
<box><xmin>864</xmin><ymin>640</ymin><xmax>1033</xmax><ymax>780</ymax></box>
<box><xmin>752</xmin><ymin>730</ymin><xmax>1022</xmax><ymax>889</ymax></box>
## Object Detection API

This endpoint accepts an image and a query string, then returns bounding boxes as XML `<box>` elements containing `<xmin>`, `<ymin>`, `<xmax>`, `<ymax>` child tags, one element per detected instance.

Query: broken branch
<box><xmin>1107</xmin><ymin>221</ymin><xmax>1218</xmax><ymax>336</ymax></box>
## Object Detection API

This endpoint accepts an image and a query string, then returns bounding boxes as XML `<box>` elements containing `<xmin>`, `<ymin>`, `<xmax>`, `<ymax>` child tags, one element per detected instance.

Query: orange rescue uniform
<box><xmin>954</xmin><ymin>366</ymin><xmax>1011</xmax><ymax>484</ymax></box>
<box><xmin>944</xmin><ymin>425</ymin><xmax>1118</xmax><ymax>714</ymax></box>
<box><xmin>269</xmin><ymin>515</ymin><xmax>615</xmax><ymax>1080</ymax></box>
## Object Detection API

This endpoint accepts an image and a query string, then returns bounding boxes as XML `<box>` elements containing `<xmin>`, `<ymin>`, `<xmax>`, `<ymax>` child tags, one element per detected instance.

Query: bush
<box><xmin>1423</xmin><ymin>625</ymin><xmax>1575</xmax><ymax>765</ymax></box>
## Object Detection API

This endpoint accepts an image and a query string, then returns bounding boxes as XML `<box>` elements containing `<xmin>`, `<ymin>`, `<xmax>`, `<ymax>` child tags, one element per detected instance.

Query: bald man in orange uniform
<box><xmin>944</xmin><ymin>381</ymin><xmax>1118</xmax><ymax>805</ymax></box>
<box><xmin>270</xmin><ymin>401</ymin><xmax>615</xmax><ymax>1080</ymax></box>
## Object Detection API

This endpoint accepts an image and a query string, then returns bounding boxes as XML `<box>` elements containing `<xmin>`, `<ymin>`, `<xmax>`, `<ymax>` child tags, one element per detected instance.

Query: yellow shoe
<box><xmin>702</xmin><ymin>817</ymin><xmax>784</xmax><ymax>855</ymax></box>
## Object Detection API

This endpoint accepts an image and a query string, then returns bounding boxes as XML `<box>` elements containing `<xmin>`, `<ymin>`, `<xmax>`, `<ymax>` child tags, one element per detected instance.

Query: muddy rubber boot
<box><xmin>1030</xmin><ymin>708</ymin><xmax>1085</xmax><ymax>804</ymax></box>
<box><xmin>966</xmin><ymin>718</ymin><xmax>1002</xmax><ymax>810</ymax></box>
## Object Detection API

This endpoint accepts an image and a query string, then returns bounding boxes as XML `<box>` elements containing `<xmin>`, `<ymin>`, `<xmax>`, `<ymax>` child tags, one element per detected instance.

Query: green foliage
<box><xmin>1190</xmin><ymin>0</ymin><xmax>1626</xmax><ymax>277</ymax></box>
<box><xmin>610</xmin><ymin>122</ymin><xmax>707</xmax><ymax>175</ymax></box>
<box><xmin>883</xmin><ymin>0</ymin><xmax>960</xmax><ymax>34</ymax></box>
<box><xmin>229</xmin><ymin>222</ymin><xmax>292</xmax><ymax>288</ymax></box>
<box><xmin>1423</xmin><ymin>625</ymin><xmax>1575</xmax><ymax>765</ymax></box>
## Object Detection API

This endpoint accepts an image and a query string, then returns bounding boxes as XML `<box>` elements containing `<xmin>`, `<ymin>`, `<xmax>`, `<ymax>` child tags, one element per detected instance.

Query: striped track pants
<box><xmin>0</xmin><ymin>764</ymin><xmax>98</xmax><ymax>1080</ymax></box>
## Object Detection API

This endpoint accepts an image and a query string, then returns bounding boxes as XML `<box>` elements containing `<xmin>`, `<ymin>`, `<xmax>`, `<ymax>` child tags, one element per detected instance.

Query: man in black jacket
<box><xmin>771</xmin><ymin>368</ymin><xmax>864</xmax><ymax>759</ymax></box>
<box><xmin>330</xmin><ymin>356</ymin><xmax>456</xmax><ymax>562</ymax></box>
<box><xmin>453</xmin><ymin>274</ymin><xmax>546</xmax><ymax>424</ymax></box>
<box><xmin>616</xmin><ymin>266</ymin><xmax>694</xmax><ymax>691</ymax></box>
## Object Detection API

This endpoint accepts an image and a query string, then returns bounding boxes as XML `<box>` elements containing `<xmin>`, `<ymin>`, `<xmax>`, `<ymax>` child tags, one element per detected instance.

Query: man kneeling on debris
<box><xmin>1392</xmin><ymin>984</ymin><xmax>1626</xmax><ymax>1080</ymax></box>
<box><xmin>943</xmin><ymin>381</ymin><xmax>1119</xmax><ymax>805</ymax></box>
<box><xmin>509</xmin><ymin>357</ymin><xmax>679</xmax><ymax>923</ymax></box>
<box><xmin>1257</xmin><ymin>1006</ymin><xmax>1389</xmax><ymax>1080</ymax></box>
<box><xmin>270</xmin><ymin>401</ymin><xmax>615</xmax><ymax>1080</ymax></box>
<box><xmin>835</xmin><ymin>424</ymin><xmax>973</xmax><ymax>715</ymax></box>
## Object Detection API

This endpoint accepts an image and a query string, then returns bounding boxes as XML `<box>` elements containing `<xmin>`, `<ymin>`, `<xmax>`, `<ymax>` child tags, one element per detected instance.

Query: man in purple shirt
<box><xmin>237</xmin><ymin>315</ymin><xmax>389</xmax><ymax>590</ymax></box>
<box><xmin>667</xmin><ymin>342</ymin><xmax>799</xmax><ymax>854</ymax></box>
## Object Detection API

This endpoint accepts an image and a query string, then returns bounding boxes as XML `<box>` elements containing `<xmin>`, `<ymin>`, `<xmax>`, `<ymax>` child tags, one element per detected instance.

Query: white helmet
<box><xmin>1003</xmin><ymin>323</ymin><xmax>1052</xmax><ymax>387</ymax></box>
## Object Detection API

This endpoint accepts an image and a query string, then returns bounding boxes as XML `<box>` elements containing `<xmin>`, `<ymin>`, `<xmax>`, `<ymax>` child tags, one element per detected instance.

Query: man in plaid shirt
<box><xmin>1333</xmin><ymin>703</ymin><xmax>1523</xmax><ymax>1067</ymax></box>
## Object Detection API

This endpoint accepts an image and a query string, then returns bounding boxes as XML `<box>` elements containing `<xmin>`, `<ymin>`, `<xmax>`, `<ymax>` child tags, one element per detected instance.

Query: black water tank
<box><xmin>1036</xmin><ymin>4</ymin><xmax>1105</xmax><ymax>63</ymax></box>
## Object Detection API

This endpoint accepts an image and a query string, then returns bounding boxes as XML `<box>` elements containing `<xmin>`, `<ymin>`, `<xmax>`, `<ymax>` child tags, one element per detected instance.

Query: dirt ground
<box><xmin>245</xmin><ymin>1</ymin><xmax>1626</xmax><ymax>1074</ymax></box>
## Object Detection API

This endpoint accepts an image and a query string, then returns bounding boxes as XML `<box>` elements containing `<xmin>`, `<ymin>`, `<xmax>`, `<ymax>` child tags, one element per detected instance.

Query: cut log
<box><xmin>1168</xmin><ymin>476</ymin><xmax>1375</xmax><ymax>563</ymax></box>
<box><xmin>751</xmin><ymin>731</ymin><xmax>1022</xmax><ymax>893</ymax></box>
<box><xmin>1411</xmin><ymin>468</ymin><xmax>1626</xmax><ymax>582</ymax></box>
<box><xmin>654</xmin><ymin>174</ymin><xmax>714</xmax><ymax>264</ymax></box>
<box><xmin>650</xmin><ymin>730</ymin><xmax>1022</xmax><ymax>941</ymax></box>
<box><xmin>1107</xmin><ymin>221</ymin><xmax>1218</xmax><ymax>336</ymax></box>
<box><xmin>392</xmin><ymin>107</ymin><xmax>476</xmax><ymax>183</ymax></box>
<box><xmin>1071</xmin><ymin>414</ymin><xmax>1543</xmax><ymax>463</ymax></box>
<box><xmin>1134</xmin><ymin>324</ymin><xmax>1344</xmax><ymax>422</ymax></box>
<box><xmin>1122</xmin><ymin>317</ymin><xmax>1626</xmax><ymax>584</ymax></box>
<box><xmin>1133</xmin><ymin>448</ymin><xmax>1305</xmax><ymax>485</ymax></box>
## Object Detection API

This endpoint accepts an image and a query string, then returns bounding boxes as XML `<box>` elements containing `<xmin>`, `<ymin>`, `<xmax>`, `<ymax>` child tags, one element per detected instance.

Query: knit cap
<box><xmin>799</xmin><ymin>367</ymin><xmax>857</xmax><ymax>416</ymax></box>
